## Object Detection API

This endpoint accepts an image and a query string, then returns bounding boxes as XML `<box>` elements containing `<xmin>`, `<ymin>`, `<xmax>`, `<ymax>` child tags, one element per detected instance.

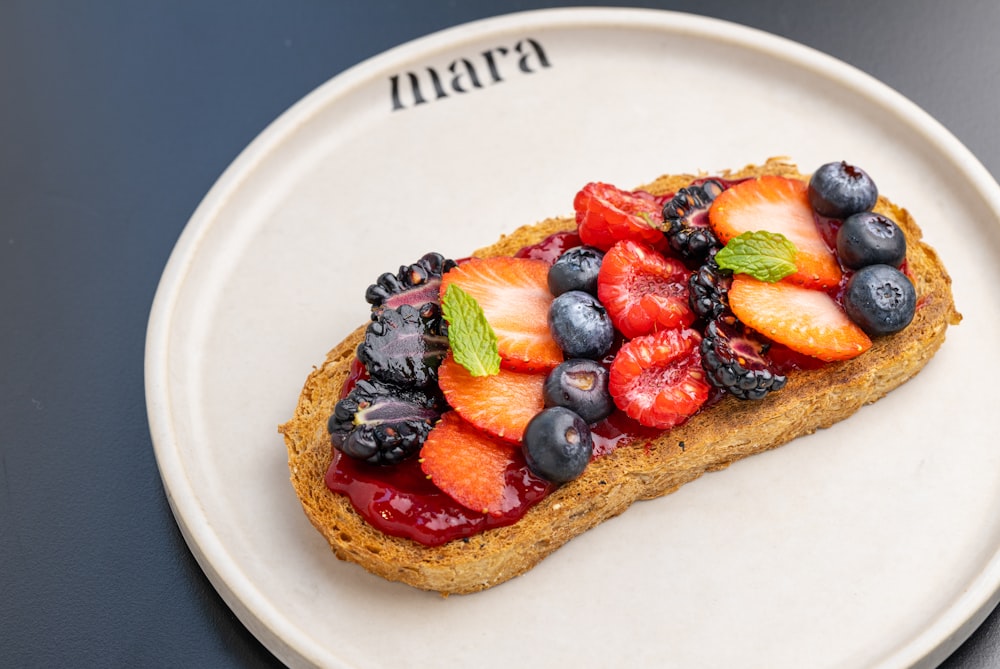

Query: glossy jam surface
<box><xmin>326</xmin><ymin>449</ymin><xmax>552</xmax><ymax>546</ymax></box>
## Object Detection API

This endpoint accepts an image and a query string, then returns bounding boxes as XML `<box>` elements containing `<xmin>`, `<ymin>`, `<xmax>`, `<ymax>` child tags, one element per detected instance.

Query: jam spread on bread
<box><xmin>324</xmin><ymin>162</ymin><xmax>920</xmax><ymax>546</ymax></box>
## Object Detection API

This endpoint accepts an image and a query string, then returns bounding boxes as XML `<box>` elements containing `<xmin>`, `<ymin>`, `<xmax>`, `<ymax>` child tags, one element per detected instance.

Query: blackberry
<box><xmin>662</xmin><ymin>179</ymin><xmax>725</xmax><ymax>260</ymax></box>
<box><xmin>328</xmin><ymin>378</ymin><xmax>444</xmax><ymax>465</ymax></box>
<box><xmin>688</xmin><ymin>258</ymin><xmax>732</xmax><ymax>321</ymax></box>
<box><xmin>365</xmin><ymin>252</ymin><xmax>457</xmax><ymax>318</ymax></box>
<box><xmin>356</xmin><ymin>303</ymin><xmax>449</xmax><ymax>388</ymax></box>
<box><xmin>701</xmin><ymin>315</ymin><xmax>786</xmax><ymax>400</ymax></box>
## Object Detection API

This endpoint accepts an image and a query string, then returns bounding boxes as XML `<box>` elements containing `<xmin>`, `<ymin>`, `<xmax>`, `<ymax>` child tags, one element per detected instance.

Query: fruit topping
<box><xmin>420</xmin><ymin>411</ymin><xmax>519</xmax><ymax>516</ymax></box>
<box><xmin>688</xmin><ymin>257</ymin><xmax>733</xmax><ymax>321</ymax></box>
<box><xmin>440</xmin><ymin>256</ymin><xmax>563</xmax><ymax>372</ymax></box>
<box><xmin>440</xmin><ymin>283</ymin><xmax>501</xmax><ymax>377</ymax></box>
<box><xmin>608</xmin><ymin>328</ymin><xmax>711</xmax><ymax>429</ymax></box>
<box><xmin>548</xmin><ymin>245</ymin><xmax>604</xmax><ymax>296</ymax></box>
<box><xmin>807</xmin><ymin>161</ymin><xmax>878</xmax><ymax>219</ymax></box>
<box><xmin>436</xmin><ymin>354</ymin><xmax>546</xmax><ymax>443</ymax></box>
<box><xmin>574</xmin><ymin>182</ymin><xmax>667</xmax><ymax>252</ymax></box>
<box><xmin>701</xmin><ymin>314</ymin><xmax>787</xmax><ymax>400</ymax></box>
<box><xmin>713</xmin><ymin>230</ymin><xmax>798</xmax><ymax>283</ymax></box>
<box><xmin>548</xmin><ymin>290</ymin><xmax>615</xmax><ymax>360</ymax></box>
<box><xmin>843</xmin><ymin>264</ymin><xmax>916</xmax><ymax>336</ymax></box>
<box><xmin>356</xmin><ymin>303</ymin><xmax>449</xmax><ymax>388</ymax></box>
<box><xmin>328</xmin><ymin>378</ymin><xmax>444</xmax><ymax>465</ymax></box>
<box><xmin>522</xmin><ymin>407</ymin><xmax>594</xmax><ymax>483</ymax></box>
<box><xmin>597</xmin><ymin>239</ymin><xmax>695</xmax><ymax>339</ymax></box>
<box><xmin>836</xmin><ymin>211</ymin><xmax>907</xmax><ymax>269</ymax></box>
<box><xmin>543</xmin><ymin>359</ymin><xmax>614</xmax><ymax>424</ymax></box>
<box><xmin>661</xmin><ymin>179</ymin><xmax>725</xmax><ymax>260</ymax></box>
<box><xmin>709</xmin><ymin>175</ymin><xmax>842</xmax><ymax>289</ymax></box>
<box><xmin>365</xmin><ymin>252</ymin><xmax>457</xmax><ymax>317</ymax></box>
<box><xmin>728</xmin><ymin>275</ymin><xmax>872</xmax><ymax>362</ymax></box>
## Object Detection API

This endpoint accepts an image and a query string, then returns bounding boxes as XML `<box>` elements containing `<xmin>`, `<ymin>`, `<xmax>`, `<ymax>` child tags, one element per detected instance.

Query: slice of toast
<box><xmin>279</xmin><ymin>159</ymin><xmax>960</xmax><ymax>594</ymax></box>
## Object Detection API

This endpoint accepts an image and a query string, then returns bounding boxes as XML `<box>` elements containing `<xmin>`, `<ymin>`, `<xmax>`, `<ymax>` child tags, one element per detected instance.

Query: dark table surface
<box><xmin>3</xmin><ymin>1</ymin><xmax>999</xmax><ymax>667</ymax></box>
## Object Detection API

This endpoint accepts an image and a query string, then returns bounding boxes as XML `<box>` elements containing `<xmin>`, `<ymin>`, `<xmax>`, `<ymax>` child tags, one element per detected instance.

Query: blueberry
<box><xmin>548</xmin><ymin>290</ymin><xmax>614</xmax><ymax>359</ymax></box>
<box><xmin>844</xmin><ymin>264</ymin><xmax>916</xmax><ymax>336</ymax></box>
<box><xmin>548</xmin><ymin>246</ymin><xmax>604</xmax><ymax>296</ymax></box>
<box><xmin>836</xmin><ymin>211</ymin><xmax>906</xmax><ymax>269</ymax></box>
<box><xmin>808</xmin><ymin>161</ymin><xmax>878</xmax><ymax>218</ymax></box>
<box><xmin>522</xmin><ymin>407</ymin><xmax>593</xmax><ymax>483</ymax></box>
<box><xmin>543</xmin><ymin>359</ymin><xmax>614</xmax><ymax>424</ymax></box>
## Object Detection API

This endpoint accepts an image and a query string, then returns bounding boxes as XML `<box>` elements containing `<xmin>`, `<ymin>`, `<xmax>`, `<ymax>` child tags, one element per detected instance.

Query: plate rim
<box><xmin>144</xmin><ymin>7</ymin><xmax>1000</xmax><ymax>668</ymax></box>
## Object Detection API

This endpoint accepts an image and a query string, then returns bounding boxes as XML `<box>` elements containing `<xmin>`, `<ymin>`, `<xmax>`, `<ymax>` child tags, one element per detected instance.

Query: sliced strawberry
<box><xmin>709</xmin><ymin>175</ymin><xmax>842</xmax><ymax>289</ymax></box>
<box><xmin>437</xmin><ymin>354</ymin><xmax>546</xmax><ymax>443</ymax></box>
<box><xmin>420</xmin><ymin>411</ymin><xmax>517</xmax><ymax>516</ymax></box>
<box><xmin>728</xmin><ymin>275</ymin><xmax>872</xmax><ymax>362</ymax></box>
<box><xmin>574</xmin><ymin>182</ymin><xmax>668</xmax><ymax>251</ymax></box>
<box><xmin>440</xmin><ymin>256</ymin><xmax>563</xmax><ymax>372</ymax></box>
<box><xmin>608</xmin><ymin>328</ymin><xmax>710</xmax><ymax>430</ymax></box>
<box><xmin>597</xmin><ymin>239</ymin><xmax>695</xmax><ymax>339</ymax></box>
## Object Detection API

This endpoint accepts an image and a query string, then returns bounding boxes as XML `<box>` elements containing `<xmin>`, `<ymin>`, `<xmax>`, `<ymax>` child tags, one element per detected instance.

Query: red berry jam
<box><xmin>326</xmin><ymin>449</ymin><xmax>552</xmax><ymax>546</ymax></box>
<box><xmin>515</xmin><ymin>230</ymin><xmax>582</xmax><ymax>263</ymax></box>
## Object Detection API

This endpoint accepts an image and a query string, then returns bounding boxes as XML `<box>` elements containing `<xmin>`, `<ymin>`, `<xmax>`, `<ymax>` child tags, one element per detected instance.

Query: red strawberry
<box><xmin>437</xmin><ymin>354</ymin><xmax>546</xmax><ymax>442</ymax></box>
<box><xmin>574</xmin><ymin>182</ymin><xmax>668</xmax><ymax>251</ymax></box>
<box><xmin>597</xmin><ymin>239</ymin><xmax>695</xmax><ymax>339</ymax></box>
<box><xmin>608</xmin><ymin>328</ymin><xmax>710</xmax><ymax>429</ymax></box>
<box><xmin>709</xmin><ymin>175</ymin><xmax>842</xmax><ymax>289</ymax></box>
<box><xmin>420</xmin><ymin>411</ymin><xmax>517</xmax><ymax>516</ymax></box>
<box><xmin>440</xmin><ymin>256</ymin><xmax>563</xmax><ymax>372</ymax></box>
<box><xmin>728</xmin><ymin>275</ymin><xmax>872</xmax><ymax>362</ymax></box>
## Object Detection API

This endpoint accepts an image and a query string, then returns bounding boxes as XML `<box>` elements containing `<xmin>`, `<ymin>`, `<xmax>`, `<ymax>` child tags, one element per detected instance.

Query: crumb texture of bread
<box><xmin>278</xmin><ymin>158</ymin><xmax>960</xmax><ymax>595</ymax></box>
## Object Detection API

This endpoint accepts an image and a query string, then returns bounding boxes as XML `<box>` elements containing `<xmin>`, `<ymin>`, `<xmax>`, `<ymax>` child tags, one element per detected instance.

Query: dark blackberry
<box><xmin>328</xmin><ymin>378</ymin><xmax>444</xmax><ymax>465</ymax></box>
<box><xmin>365</xmin><ymin>252</ymin><xmax>457</xmax><ymax>318</ymax></box>
<box><xmin>662</xmin><ymin>179</ymin><xmax>725</xmax><ymax>260</ymax></box>
<box><xmin>701</xmin><ymin>315</ymin><xmax>786</xmax><ymax>401</ymax></box>
<box><xmin>688</xmin><ymin>258</ymin><xmax>732</xmax><ymax>321</ymax></box>
<box><xmin>356</xmin><ymin>303</ymin><xmax>449</xmax><ymax>388</ymax></box>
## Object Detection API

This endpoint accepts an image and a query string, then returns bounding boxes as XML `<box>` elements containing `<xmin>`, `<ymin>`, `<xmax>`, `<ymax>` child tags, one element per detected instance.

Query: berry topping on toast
<box><xmin>607</xmin><ymin>328</ymin><xmax>711</xmax><ymax>429</ymax></box>
<box><xmin>728</xmin><ymin>275</ymin><xmax>872</xmax><ymax>362</ymax></box>
<box><xmin>356</xmin><ymin>303</ymin><xmax>449</xmax><ymax>388</ymax></box>
<box><xmin>597</xmin><ymin>239</ymin><xmax>695</xmax><ymax>339</ymax></box>
<box><xmin>661</xmin><ymin>179</ymin><xmax>724</xmax><ymax>261</ymax></box>
<box><xmin>419</xmin><ymin>411</ymin><xmax>520</xmax><ymax>516</ymax></box>
<box><xmin>709</xmin><ymin>175</ymin><xmax>842</xmax><ymax>289</ymax></box>
<box><xmin>365</xmin><ymin>252</ymin><xmax>457</xmax><ymax>317</ymax></box>
<box><xmin>574</xmin><ymin>182</ymin><xmax>667</xmax><ymax>251</ymax></box>
<box><xmin>437</xmin><ymin>354</ymin><xmax>546</xmax><ymax>443</ymax></box>
<box><xmin>327</xmin><ymin>378</ymin><xmax>444</xmax><ymax>465</ymax></box>
<box><xmin>440</xmin><ymin>256</ymin><xmax>563</xmax><ymax>372</ymax></box>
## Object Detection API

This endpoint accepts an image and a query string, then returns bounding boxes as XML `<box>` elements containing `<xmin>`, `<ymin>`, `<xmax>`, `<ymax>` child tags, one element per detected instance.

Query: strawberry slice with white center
<box><xmin>709</xmin><ymin>175</ymin><xmax>842</xmax><ymax>289</ymax></box>
<box><xmin>420</xmin><ymin>411</ymin><xmax>520</xmax><ymax>516</ymax></box>
<box><xmin>440</xmin><ymin>256</ymin><xmax>563</xmax><ymax>372</ymax></box>
<box><xmin>437</xmin><ymin>354</ymin><xmax>546</xmax><ymax>443</ymax></box>
<box><xmin>728</xmin><ymin>275</ymin><xmax>872</xmax><ymax>362</ymax></box>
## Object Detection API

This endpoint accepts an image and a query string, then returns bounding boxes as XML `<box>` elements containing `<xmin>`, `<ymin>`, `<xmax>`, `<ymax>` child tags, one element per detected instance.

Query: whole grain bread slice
<box><xmin>279</xmin><ymin>158</ymin><xmax>960</xmax><ymax>594</ymax></box>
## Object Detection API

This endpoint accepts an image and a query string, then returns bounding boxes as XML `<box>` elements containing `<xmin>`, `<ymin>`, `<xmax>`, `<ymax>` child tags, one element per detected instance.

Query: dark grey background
<box><xmin>2</xmin><ymin>1</ymin><xmax>998</xmax><ymax>667</ymax></box>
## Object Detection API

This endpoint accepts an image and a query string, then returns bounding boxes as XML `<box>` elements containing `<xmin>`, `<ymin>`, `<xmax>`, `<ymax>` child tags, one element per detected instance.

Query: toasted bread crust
<box><xmin>279</xmin><ymin>159</ymin><xmax>960</xmax><ymax>594</ymax></box>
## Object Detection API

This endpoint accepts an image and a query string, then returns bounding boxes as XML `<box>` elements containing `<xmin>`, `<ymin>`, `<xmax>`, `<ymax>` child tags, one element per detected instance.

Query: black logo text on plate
<box><xmin>390</xmin><ymin>38</ymin><xmax>551</xmax><ymax>111</ymax></box>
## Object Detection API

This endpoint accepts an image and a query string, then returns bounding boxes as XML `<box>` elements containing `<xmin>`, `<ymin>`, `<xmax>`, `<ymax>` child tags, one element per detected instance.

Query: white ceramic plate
<box><xmin>146</xmin><ymin>8</ymin><xmax>1000</xmax><ymax>668</ymax></box>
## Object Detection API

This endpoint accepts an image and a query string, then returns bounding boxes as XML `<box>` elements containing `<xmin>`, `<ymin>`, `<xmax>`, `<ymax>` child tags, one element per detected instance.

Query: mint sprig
<box><xmin>714</xmin><ymin>231</ymin><xmax>798</xmax><ymax>282</ymax></box>
<box><xmin>441</xmin><ymin>284</ymin><xmax>501</xmax><ymax>377</ymax></box>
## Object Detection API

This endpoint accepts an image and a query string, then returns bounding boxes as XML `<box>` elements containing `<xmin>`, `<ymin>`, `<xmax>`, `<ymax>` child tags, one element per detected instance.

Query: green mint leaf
<box><xmin>441</xmin><ymin>283</ymin><xmax>501</xmax><ymax>377</ymax></box>
<box><xmin>715</xmin><ymin>231</ymin><xmax>798</xmax><ymax>282</ymax></box>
